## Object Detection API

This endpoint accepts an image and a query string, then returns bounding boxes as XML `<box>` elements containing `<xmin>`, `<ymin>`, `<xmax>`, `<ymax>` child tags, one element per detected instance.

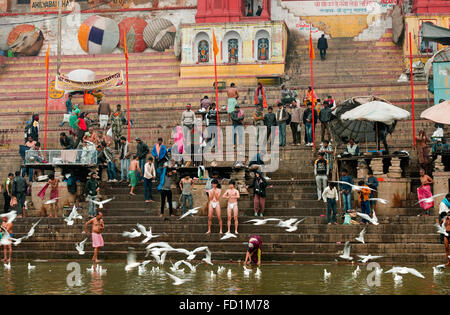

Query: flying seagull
<box><xmin>28</xmin><ymin>262</ymin><xmax>36</xmax><ymax>271</ymax></box>
<box><xmin>76</xmin><ymin>238</ymin><xmax>88</xmax><ymax>255</ymax></box>
<box><xmin>385</xmin><ymin>267</ymin><xmax>425</xmax><ymax>279</ymax></box>
<box><xmin>87</xmin><ymin>197</ymin><xmax>114</xmax><ymax>209</ymax></box>
<box><xmin>339</xmin><ymin>241</ymin><xmax>353</xmax><ymax>261</ymax></box>
<box><xmin>352</xmin><ymin>266</ymin><xmax>360</xmax><ymax>278</ymax></box>
<box><xmin>434</xmin><ymin>221</ymin><xmax>449</xmax><ymax>237</ymax></box>
<box><xmin>357</xmin><ymin>254</ymin><xmax>383</xmax><ymax>264</ymax></box>
<box><xmin>64</xmin><ymin>206</ymin><xmax>81</xmax><ymax>226</ymax></box>
<box><xmin>178</xmin><ymin>207</ymin><xmax>200</xmax><ymax>220</ymax></box>
<box><xmin>137</xmin><ymin>224</ymin><xmax>161</xmax><ymax>244</ymax></box>
<box><xmin>356</xmin><ymin>211</ymin><xmax>379</xmax><ymax>225</ymax></box>
<box><xmin>122</xmin><ymin>229</ymin><xmax>142</xmax><ymax>239</ymax></box>
<box><xmin>44</xmin><ymin>197</ymin><xmax>60</xmax><ymax>205</ymax></box>
<box><xmin>355</xmin><ymin>228</ymin><xmax>366</xmax><ymax>244</ymax></box>
<box><xmin>220</xmin><ymin>232</ymin><xmax>237</xmax><ymax>240</ymax></box>
<box><xmin>284</xmin><ymin>218</ymin><xmax>306</xmax><ymax>232</ymax></box>
<box><xmin>324</xmin><ymin>269</ymin><xmax>331</xmax><ymax>279</ymax></box>
<box><xmin>368</xmin><ymin>198</ymin><xmax>389</xmax><ymax>204</ymax></box>
<box><xmin>330</xmin><ymin>181</ymin><xmax>376</xmax><ymax>192</ymax></box>
<box><xmin>125</xmin><ymin>247</ymin><xmax>142</xmax><ymax>272</ymax></box>
<box><xmin>166</xmin><ymin>272</ymin><xmax>190</xmax><ymax>286</ymax></box>
<box><xmin>415</xmin><ymin>193</ymin><xmax>447</xmax><ymax>206</ymax></box>
<box><xmin>0</xmin><ymin>211</ymin><xmax>17</xmax><ymax>223</ymax></box>
<box><xmin>244</xmin><ymin>218</ymin><xmax>281</xmax><ymax>226</ymax></box>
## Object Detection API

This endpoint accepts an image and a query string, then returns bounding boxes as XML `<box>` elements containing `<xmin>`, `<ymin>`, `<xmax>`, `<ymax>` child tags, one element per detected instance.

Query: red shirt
<box><xmin>78</xmin><ymin>118</ymin><xmax>87</xmax><ymax>132</ymax></box>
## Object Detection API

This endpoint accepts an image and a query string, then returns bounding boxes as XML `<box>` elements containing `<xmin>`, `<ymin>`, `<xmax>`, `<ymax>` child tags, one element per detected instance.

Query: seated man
<box><xmin>345</xmin><ymin>138</ymin><xmax>359</xmax><ymax>156</ymax></box>
<box><xmin>281</xmin><ymin>85</ymin><xmax>295</xmax><ymax>105</ymax></box>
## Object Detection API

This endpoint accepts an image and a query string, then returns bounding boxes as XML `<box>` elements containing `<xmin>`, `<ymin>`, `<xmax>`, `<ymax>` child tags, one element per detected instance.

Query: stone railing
<box><xmin>25</xmin><ymin>149</ymin><xmax>97</xmax><ymax>166</ymax></box>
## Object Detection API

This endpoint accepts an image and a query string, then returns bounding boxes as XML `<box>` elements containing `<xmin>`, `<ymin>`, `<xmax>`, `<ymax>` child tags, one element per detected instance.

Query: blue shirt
<box><xmin>339</xmin><ymin>175</ymin><xmax>354</xmax><ymax>192</ymax></box>
<box><xmin>367</xmin><ymin>176</ymin><xmax>378</xmax><ymax>191</ymax></box>
<box><xmin>65</xmin><ymin>99</ymin><xmax>73</xmax><ymax>114</ymax></box>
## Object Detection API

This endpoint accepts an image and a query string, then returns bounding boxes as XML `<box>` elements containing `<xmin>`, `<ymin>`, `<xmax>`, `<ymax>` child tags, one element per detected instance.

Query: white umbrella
<box><xmin>420</xmin><ymin>100</ymin><xmax>450</xmax><ymax>125</ymax></box>
<box><xmin>66</xmin><ymin>69</ymin><xmax>96</xmax><ymax>93</ymax></box>
<box><xmin>341</xmin><ymin>101</ymin><xmax>410</xmax><ymax>125</ymax></box>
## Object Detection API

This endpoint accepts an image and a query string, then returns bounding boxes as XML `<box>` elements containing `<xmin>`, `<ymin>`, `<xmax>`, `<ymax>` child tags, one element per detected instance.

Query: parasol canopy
<box><xmin>67</xmin><ymin>69</ymin><xmax>96</xmax><ymax>82</ymax></box>
<box><xmin>420</xmin><ymin>100</ymin><xmax>450</xmax><ymax>125</ymax></box>
<box><xmin>341</xmin><ymin>101</ymin><xmax>410</xmax><ymax>125</ymax></box>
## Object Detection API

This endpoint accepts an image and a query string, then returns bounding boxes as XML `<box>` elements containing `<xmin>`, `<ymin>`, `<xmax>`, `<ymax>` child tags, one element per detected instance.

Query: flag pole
<box><xmin>213</xmin><ymin>30</ymin><xmax>220</xmax><ymax>148</ymax></box>
<box><xmin>124</xmin><ymin>32</ymin><xmax>131</xmax><ymax>143</ymax></box>
<box><xmin>409</xmin><ymin>32</ymin><xmax>416</xmax><ymax>148</ymax></box>
<box><xmin>310</xmin><ymin>26</ymin><xmax>316</xmax><ymax>149</ymax></box>
<box><xmin>44</xmin><ymin>44</ymin><xmax>49</xmax><ymax>150</ymax></box>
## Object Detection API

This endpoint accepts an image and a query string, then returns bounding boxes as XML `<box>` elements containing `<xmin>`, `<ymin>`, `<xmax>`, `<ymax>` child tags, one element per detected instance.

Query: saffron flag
<box><xmin>45</xmin><ymin>44</ymin><xmax>49</xmax><ymax>69</ymax></box>
<box><xmin>213</xmin><ymin>31</ymin><xmax>219</xmax><ymax>57</ymax></box>
<box><xmin>123</xmin><ymin>32</ymin><xmax>129</xmax><ymax>60</ymax></box>
<box><xmin>309</xmin><ymin>33</ymin><xmax>315</xmax><ymax>60</ymax></box>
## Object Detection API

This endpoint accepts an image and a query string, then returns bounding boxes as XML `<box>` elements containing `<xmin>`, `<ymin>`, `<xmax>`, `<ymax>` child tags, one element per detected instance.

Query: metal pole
<box><xmin>57</xmin><ymin>0</ymin><xmax>62</xmax><ymax>74</ymax></box>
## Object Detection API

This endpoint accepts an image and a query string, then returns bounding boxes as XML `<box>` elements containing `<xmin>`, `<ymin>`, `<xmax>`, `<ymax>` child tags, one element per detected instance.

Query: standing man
<box><xmin>136</xmin><ymin>138</ymin><xmax>149</xmax><ymax>181</ymax></box>
<box><xmin>181</xmin><ymin>104</ymin><xmax>196</xmax><ymax>162</ymax></box>
<box><xmin>339</xmin><ymin>168</ymin><xmax>354</xmax><ymax>211</ymax></box>
<box><xmin>60</xmin><ymin>94</ymin><xmax>73</xmax><ymax>127</ymax></box>
<box><xmin>119</xmin><ymin>136</ymin><xmax>130</xmax><ymax>183</ymax></box>
<box><xmin>1</xmin><ymin>216</ymin><xmax>13</xmax><ymax>263</ymax></box>
<box><xmin>129</xmin><ymin>155</ymin><xmax>141</xmax><ymax>196</ymax></box>
<box><xmin>290</xmin><ymin>100</ymin><xmax>302</xmax><ymax>146</ymax></box>
<box><xmin>206</xmin><ymin>103</ymin><xmax>218</xmax><ymax>150</ymax></box>
<box><xmin>227</xmin><ymin>83</ymin><xmax>239</xmax><ymax>114</ymax></box>
<box><xmin>12</xmin><ymin>171</ymin><xmax>27</xmax><ymax>218</ymax></box>
<box><xmin>230</xmin><ymin>105</ymin><xmax>244</xmax><ymax>147</ymax></box>
<box><xmin>85</xmin><ymin>211</ymin><xmax>104</xmax><ymax>263</ymax></box>
<box><xmin>152</xmin><ymin>137</ymin><xmax>167</xmax><ymax>179</ymax></box>
<box><xmin>102</xmin><ymin>141</ymin><xmax>117</xmax><ymax>182</ymax></box>
<box><xmin>253</xmin><ymin>82</ymin><xmax>267</xmax><ymax>109</ymax></box>
<box><xmin>179</xmin><ymin>175</ymin><xmax>196</xmax><ymax>215</ymax></box>
<box><xmin>253</xmin><ymin>104</ymin><xmax>265</xmax><ymax>147</ymax></box>
<box><xmin>319</xmin><ymin>101</ymin><xmax>332</xmax><ymax>143</ymax></box>
<box><xmin>3</xmin><ymin>173</ymin><xmax>13</xmax><ymax>213</ymax></box>
<box><xmin>98</xmin><ymin>98</ymin><xmax>111</xmax><ymax>130</ymax></box>
<box><xmin>85</xmin><ymin>172</ymin><xmax>100</xmax><ymax>218</ymax></box>
<box><xmin>143</xmin><ymin>157</ymin><xmax>156</xmax><ymax>203</ymax></box>
<box><xmin>317</xmin><ymin>34</ymin><xmax>328</xmax><ymax>61</ymax></box>
<box><xmin>264</xmin><ymin>106</ymin><xmax>277</xmax><ymax>145</ymax></box>
<box><xmin>314</xmin><ymin>153</ymin><xmax>329</xmax><ymax>201</ymax></box>
<box><xmin>303</xmin><ymin>102</ymin><xmax>317</xmax><ymax>146</ymax></box>
<box><xmin>110</xmin><ymin>112</ymin><xmax>123</xmax><ymax>150</ymax></box>
<box><xmin>158</xmin><ymin>166</ymin><xmax>176</xmax><ymax>217</ymax></box>
<box><xmin>276</xmin><ymin>102</ymin><xmax>288</xmax><ymax>147</ymax></box>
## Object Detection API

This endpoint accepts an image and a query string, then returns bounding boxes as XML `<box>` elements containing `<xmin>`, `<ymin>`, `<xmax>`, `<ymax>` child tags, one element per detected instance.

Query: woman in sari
<box><xmin>244</xmin><ymin>235</ymin><xmax>262</xmax><ymax>266</ymax></box>
<box><xmin>415</xmin><ymin>130</ymin><xmax>431</xmax><ymax>173</ymax></box>
<box><xmin>418</xmin><ymin>168</ymin><xmax>434</xmax><ymax>216</ymax></box>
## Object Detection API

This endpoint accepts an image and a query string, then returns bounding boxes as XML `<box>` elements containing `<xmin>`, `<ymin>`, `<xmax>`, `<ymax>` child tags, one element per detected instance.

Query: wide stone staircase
<box><xmin>0</xmin><ymin>30</ymin><xmax>447</xmax><ymax>264</ymax></box>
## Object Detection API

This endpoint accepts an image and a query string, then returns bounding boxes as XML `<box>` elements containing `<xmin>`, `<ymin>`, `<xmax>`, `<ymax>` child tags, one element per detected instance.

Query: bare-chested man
<box><xmin>129</xmin><ymin>155</ymin><xmax>141</xmax><ymax>195</ymax></box>
<box><xmin>206</xmin><ymin>179</ymin><xmax>223</xmax><ymax>234</ymax></box>
<box><xmin>223</xmin><ymin>179</ymin><xmax>240</xmax><ymax>234</ymax></box>
<box><xmin>85</xmin><ymin>212</ymin><xmax>104</xmax><ymax>263</ymax></box>
<box><xmin>442</xmin><ymin>214</ymin><xmax>450</xmax><ymax>266</ymax></box>
<box><xmin>1</xmin><ymin>216</ymin><xmax>13</xmax><ymax>263</ymax></box>
<box><xmin>227</xmin><ymin>83</ymin><xmax>239</xmax><ymax>114</ymax></box>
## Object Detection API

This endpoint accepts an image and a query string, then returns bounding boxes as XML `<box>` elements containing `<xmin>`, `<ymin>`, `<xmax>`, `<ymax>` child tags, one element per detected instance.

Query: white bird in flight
<box><xmin>125</xmin><ymin>247</ymin><xmax>142</xmax><ymax>272</ymax></box>
<box><xmin>368</xmin><ymin>198</ymin><xmax>389</xmax><ymax>204</ymax></box>
<box><xmin>181</xmin><ymin>260</ymin><xmax>200</xmax><ymax>273</ymax></box>
<box><xmin>178</xmin><ymin>207</ymin><xmax>200</xmax><ymax>220</ymax></box>
<box><xmin>393</xmin><ymin>273</ymin><xmax>403</xmax><ymax>282</ymax></box>
<box><xmin>138</xmin><ymin>260</ymin><xmax>152</xmax><ymax>275</ymax></box>
<box><xmin>324</xmin><ymin>269</ymin><xmax>331</xmax><ymax>279</ymax></box>
<box><xmin>76</xmin><ymin>238</ymin><xmax>88</xmax><ymax>255</ymax></box>
<box><xmin>433</xmin><ymin>265</ymin><xmax>445</xmax><ymax>275</ymax></box>
<box><xmin>0</xmin><ymin>211</ymin><xmax>17</xmax><ymax>223</ymax></box>
<box><xmin>136</xmin><ymin>224</ymin><xmax>160</xmax><ymax>244</ymax></box>
<box><xmin>220</xmin><ymin>233</ymin><xmax>237</xmax><ymax>240</ymax></box>
<box><xmin>277</xmin><ymin>218</ymin><xmax>299</xmax><ymax>229</ymax></box>
<box><xmin>87</xmin><ymin>197</ymin><xmax>114</xmax><ymax>209</ymax></box>
<box><xmin>166</xmin><ymin>272</ymin><xmax>190</xmax><ymax>286</ymax></box>
<box><xmin>356</xmin><ymin>211</ymin><xmax>379</xmax><ymax>225</ymax></box>
<box><xmin>385</xmin><ymin>267</ymin><xmax>425</xmax><ymax>278</ymax></box>
<box><xmin>330</xmin><ymin>181</ymin><xmax>376</xmax><ymax>192</ymax></box>
<box><xmin>255</xmin><ymin>267</ymin><xmax>261</xmax><ymax>278</ymax></box>
<box><xmin>339</xmin><ymin>241</ymin><xmax>353</xmax><ymax>261</ymax></box>
<box><xmin>64</xmin><ymin>206</ymin><xmax>81</xmax><ymax>226</ymax></box>
<box><xmin>352</xmin><ymin>266</ymin><xmax>360</xmax><ymax>278</ymax></box>
<box><xmin>151</xmin><ymin>251</ymin><xmax>168</xmax><ymax>266</ymax></box>
<box><xmin>4</xmin><ymin>262</ymin><xmax>11</xmax><ymax>270</ymax></box>
<box><xmin>10</xmin><ymin>236</ymin><xmax>26</xmax><ymax>246</ymax></box>
<box><xmin>25</xmin><ymin>218</ymin><xmax>42</xmax><ymax>239</ymax></box>
<box><xmin>44</xmin><ymin>197</ymin><xmax>60</xmax><ymax>205</ymax></box>
<box><xmin>217</xmin><ymin>266</ymin><xmax>225</xmax><ymax>274</ymax></box>
<box><xmin>355</xmin><ymin>228</ymin><xmax>366</xmax><ymax>244</ymax></box>
<box><xmin>415</xmin><ymin>193</ymin><xmax>447</xmax><ymax>206</ymax></box>
<box><xmin>0</xmin><ymin>227</ymin><xmax>12</xmax><ymax>246</ymax></box>
<box><xmin>170</xmin><ymin>260</ymin><xmax>186</xmax><ymax>273</ymax></box>
<box><xmin>86</xmin><ymin>265</ymin><xmax>94</xmax><ymax>273</ymax></box>
<box><xmin>243</xmin><ymin>266</ymin><xmax>251</xmax><ymax>277</ymax></box>
<box><xmin>244</xmin><ymin>218</ymin><xmax>281</xmax><ymax>226</ymax></box>
<box><xmin>284</xmin><ymin>218</ymin><xmax>306</xmax><ymax>232</ymax></box>
<box><xmin>28</xmin><ymin>262</ymin><xmax>36</xmax><ymax>271</ymax></box>
<box><xmin>358</xmin><ymin>254</ymin><xmax>383</xmax><ymax>264</ymax></box>
<box><xmin>202</xmin><ymin>248</ymin><xmax>213</xmax><ymax>265</ymax></box>
<box><xmin>37</xmin><ymin>175</ymin><xmax>49</xmax><ymax>181</ymax></box>
<box><xmin>434</xmin><ymin>221</ymin><xmax>449</xmax><ymax>237</ymax></box>
<box><xmin>122</xmin><ymin>229</ymin><xmax>142</xmax><ymax>239</ymax></box>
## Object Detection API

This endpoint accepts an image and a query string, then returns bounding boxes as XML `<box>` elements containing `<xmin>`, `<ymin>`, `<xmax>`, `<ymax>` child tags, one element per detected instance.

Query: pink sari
<box><xmin>174</xmin><ymin>126</ymin><xmax>184</xmax><ymax>154</ymax></box>
<box><xmin>417</xmin><ymin>185</ymin><xmax>434</xmax><ymax>210</ymax></box>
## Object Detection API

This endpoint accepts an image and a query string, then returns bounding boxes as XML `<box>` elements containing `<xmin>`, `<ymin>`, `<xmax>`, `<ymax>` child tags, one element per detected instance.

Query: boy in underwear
<box><xmin>206</xmin><ymin>179</ymin><xmax>223</xmax><ymax>234</ymax></box>
<box><xmin>223</xmin><ymin>179</ymin><xmax>240</xmax><ymax>234</ymax></box>
<box><xmin>1</xmin><ymin>216</ymin><xmax>13</xmax><ymax>263</ymax></box>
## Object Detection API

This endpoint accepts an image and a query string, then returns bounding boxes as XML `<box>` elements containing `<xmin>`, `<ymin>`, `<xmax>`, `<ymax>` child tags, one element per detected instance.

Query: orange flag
<box><xmin>213</xmin><ymin>30</ymin><xmax>219</xmax><ymax>57</ymax></box>
<box><xmin>123</xmin><ymin>32</ymin><xmax>128</xmax><ymax>60</ymax></box>
<box><xmin>45</xmin><ymin>44</ymin><xmax>49</xmax><ymax>69</ymax></box>
<box><xmin>309</xmin><ymin>32</ymin><xmax>315</xmax><ymax>60</ymax></box>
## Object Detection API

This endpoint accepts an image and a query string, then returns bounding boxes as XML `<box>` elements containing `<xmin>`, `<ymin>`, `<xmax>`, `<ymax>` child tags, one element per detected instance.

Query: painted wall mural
<box><xmin>7</xmin><ymin>24</ymin><xmax>44</xmax><ymax>56</ymax></box>
<box><xmin>78</xmin><ymin>15</ymin><xmax>120</xmax><ymax>54</ymax></box>
<box><xmin>143</xmin><ymin>18</ymin><xmax>176</xmax><ymax>52</ymax></box>
<box><xmin>119</xmin><ymin>17</ymin><xmax>148</xmax><ymax>53</ymax></box>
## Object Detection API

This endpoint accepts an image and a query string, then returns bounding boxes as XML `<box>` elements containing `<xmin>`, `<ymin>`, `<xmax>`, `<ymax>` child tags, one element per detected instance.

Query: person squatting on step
<box><xmin>314</xmin><ymin>153</ymin><xmax>329</xmax><ymax>201</ymax></box>
<box><xmin>244</xmin><ymin>235</ymin><xmax>262</xmax><ymax>266</ymax></box>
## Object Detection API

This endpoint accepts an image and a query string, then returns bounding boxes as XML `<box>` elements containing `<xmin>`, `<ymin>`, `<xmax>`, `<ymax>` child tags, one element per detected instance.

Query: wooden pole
<box><xmin>409</xmin><ymin>32</ymin><xmax>416</xmax><ymax>147</ymax></box>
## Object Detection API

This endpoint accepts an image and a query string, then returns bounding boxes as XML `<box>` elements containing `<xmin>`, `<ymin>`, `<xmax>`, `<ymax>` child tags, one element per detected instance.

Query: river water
<box><xmin>1</xmin><ymin>261</ymin><xmax>449</xmax><ymax>295</ymax></box>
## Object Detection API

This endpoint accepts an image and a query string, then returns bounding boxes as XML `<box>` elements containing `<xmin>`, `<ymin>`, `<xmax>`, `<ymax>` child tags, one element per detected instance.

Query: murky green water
<box><xmin>1</xmin><ymin>261</ymin><xmax>449</xmax><ymax>295</ymax></box>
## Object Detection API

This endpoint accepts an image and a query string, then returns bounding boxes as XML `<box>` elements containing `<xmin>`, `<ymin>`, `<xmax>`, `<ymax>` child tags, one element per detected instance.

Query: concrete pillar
<box><xmin>357</xmin><ymin>158</ymin><xmax>368</xmax><ymax>180</ymax></box>
<box><xmin>387</xmin><ymin>157</ymin><xmax>402</xmax><ymax>178</ymax></box>
<box><xmin>370</xmin><ymin>157</ymin><xmax>384</xmax><ymax>176</ymax></box>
